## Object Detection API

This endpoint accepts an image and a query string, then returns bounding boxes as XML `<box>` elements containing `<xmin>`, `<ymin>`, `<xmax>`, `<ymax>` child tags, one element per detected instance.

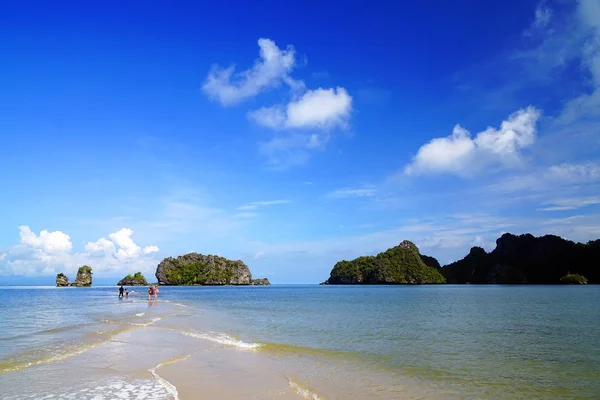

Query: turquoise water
<box><xmin>1</xmin><ymin>285</ymin><xmax>599</xmax><ymax>399</ymax></box>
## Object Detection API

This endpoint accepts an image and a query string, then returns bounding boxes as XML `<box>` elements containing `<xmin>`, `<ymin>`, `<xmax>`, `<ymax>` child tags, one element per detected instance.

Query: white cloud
<box><xmin>248</xmin><ymin>87</ymin><xmax>352</xmax><ymax>130</ymax></box>
<box><xmin>404</xmin><ymin>106</ymin><xmax>541</xmax><ymax>176</ymax></box>
<box><xmin>248</xmin><ymin>88</ymin><xmax>352</xmax><ymax>131</ymax></box>
<box><xmin>253</xmin><ymin>251</ymin><xmax>265</xmax><ymax>260</ymax></box>
<box><xmin>202</xmin><ymin>38</ymin><xmax>301</xmax><ymax>106</ymax></box>
<box><xmin>555</xmin><ymin>0</ymin><xmax>600</xmax><ymax>123</ymax></box>
<box><xmin>257</xmin><ymin>134</ymin><xmax>315</xmax><ymax>168</ymax></box>
<box><xmin>1</xmin><ymin>226</ymin><xmax>160</xmax><ymax>277</ymax></box>
<box><xmin>327</xmin><ymin>187</ymin><xmax>377</xmax><ymax>198</ymax></box>
<box><xmin>546</xmin><ymin>162</ymin><xmax>600</xmax><ymax>182</ymax></box>
<box><xmin>236</xmin><ymin>199</ymin><xmax>290</xmax><ymax>212</ymax></box>
<box><xmin>533</xmin><ymin>4</ymin><xmax>552</xmax><ymax>30</ymax></box>
<box><xmin>84</xmin><ymin>237</ymin><xmax>116</xmax><ymax>255</ymax></box>
<box><xmin>19</xmin><ymin>226</ymin><xmax>73</xmax><ymax>254</ymax></box>
<box><xmin>202</xmin><ymin>38</ymin><xmax>353</xmax><ymax>168</ymax></box>
<box><xmin>539</xmin><ymin>196</ymin><xmax>600</xmax><ymax>211</ymax></box>
<box><xmin>109</xmin><ymin>228</ymin><xmax>145</xmax><ymax>260</ymax></box>
<box><xmin>242</xmin><ymin>200</ymin><xmax>290</xmax><ymax>208</ymax></box>
<box><xmin>143</xmin><ymin>245</ymin><xmax>160</xmax><ymax>254</ymax></box>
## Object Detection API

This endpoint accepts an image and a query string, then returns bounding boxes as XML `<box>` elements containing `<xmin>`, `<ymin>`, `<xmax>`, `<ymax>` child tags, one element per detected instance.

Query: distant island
<box><xmin>155</xmin><ymin>253</ymin><xmax>270</xmax><ymax>286</ymax></box>
<box><xmin>56</xmin><ymin>266</ymin><xmax>93</xmax><ymax>287</ymax></box>
<box><xmin>323</xmin><ymin>233</ymin><xmax>598</xmax><ymax>285</ymax></box>
<box><xmin>441</xmin><ymin>233</ymin><xmax>599</xmax><ymax>284</ymax></box>
<box><xmin>323</xmin><ymin>240</ymin><xmax>446</xmax><ymax>284</ymax></box>
<box><xmin>117</xmin><ymin>272</ymin><xmax>148</xmax><ymax>286</ymax></box>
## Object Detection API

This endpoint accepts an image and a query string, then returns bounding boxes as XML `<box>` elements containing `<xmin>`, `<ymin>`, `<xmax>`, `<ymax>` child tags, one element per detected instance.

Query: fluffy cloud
<box><xmin>1</xmin><ymin>227</ymin><xmax>160</xmax><ymax>277</ymax></box>
<box><xmin>248</xmin><ymin>87</ymin><xmax>352</xmax><ymax>130</ymax></box>
<box><xmin>202</xmin><ymin>38</ymin><xmax>301</xmax><ymax>106</ymax></box>
<box><xmin>19</xmin><ymin>226</ymin><xmax>73</xmax><ymax>254</ymax></box>
<box><xmin>202</xmin><ymin>38</ymin><xmax>353</xmax><ymax>168</ymax></box>
<box><xmin>404</xmin><ymin>106</ymin><xmax>541</xmax><ymax>176</ymax></box>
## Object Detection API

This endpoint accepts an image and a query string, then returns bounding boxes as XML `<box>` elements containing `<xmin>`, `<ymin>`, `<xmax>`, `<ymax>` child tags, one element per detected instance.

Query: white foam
<box><xmin>148</xmin><ymin>355</ymin><xmax>190</xmax><ymax>400</ymax></box>
<box><xmin>177</xmin><ymin>329</ymin><xmax>262</xmax><ymax>350</ymax></box>
<box><xmin>1</xmin><ymin>340</ymin><xmax>105</xmax><ymax>373</ymax></box>
<box><xmin>129</xmin><ymin>317</ymin><xmax>162</xmax><ymax>327</ymax></box>
<box><xmin>135</xmin><ymin>313</ymin><xmax>145</xmax><ymax>317</ymax></box>
<box><xmin>287</xmin><ymin>377</ymin><xmax>324</xmax><ymax>400</ymax></box>
<box><xmin>3</xmin><ymin>378</ymin><xmax>172</xmax><ymax>399</ymax></box>
<box><xmin>149</xmin><ymin>368</ymin><xmax>179</xmax><ymax>400</ymax></box>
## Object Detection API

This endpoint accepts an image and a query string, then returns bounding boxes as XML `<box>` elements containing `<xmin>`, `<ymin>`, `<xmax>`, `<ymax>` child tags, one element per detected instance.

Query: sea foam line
<box><xmin>287</xmin><ymin>377</ymin><xmax>324</xmax><ymax>400</ymax></box>
<box><xmin>176</xmin><ymin>329</ymin><xmax>262</xmax><ymax>350</ymax></box>
<box><xmin>0</xmin><ymin>326</ymin><xmax>133</xmax><ymax>374</ymax></box>
<box><xmin>129</xmin><ymin>317</ymin><xmax>162</xmax><ymax>327</ymax></box>
<box><xmin>149</xmin><ymin>354</ymin><xmax>191</xmax><ymax>400</ymax></box>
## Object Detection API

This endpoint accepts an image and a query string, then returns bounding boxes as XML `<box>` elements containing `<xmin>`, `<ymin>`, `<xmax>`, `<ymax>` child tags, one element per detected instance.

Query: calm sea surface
<box><xmin>1</xmin><ymin>285</ymin><xmax>599</xmax><ymax>399</ymax></box>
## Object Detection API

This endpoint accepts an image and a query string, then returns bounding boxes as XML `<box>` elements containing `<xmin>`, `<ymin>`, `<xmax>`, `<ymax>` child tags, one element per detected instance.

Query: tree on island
<box><xmin>118</xmin><ymin>271</ymin><xmax>148</xmax><ymax>286</ymax></box>
<box><xmin>559</xmin><ymin>273</ymin><xmax>588</xmax><ymax>284</ymax></box>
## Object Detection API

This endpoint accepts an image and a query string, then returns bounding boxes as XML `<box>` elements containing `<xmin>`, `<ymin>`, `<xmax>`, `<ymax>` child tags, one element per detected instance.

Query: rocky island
<box><xmin>323</xmin><ymin>240</ymin><xmax>446</xmax><ymax>284</ymax></box>
<box><xmin>155</xmin><ymin>253</ymin><xmax>270</xmax><ymax>286</ymax></box>
<box><xmin>117</xmin><ymin>272</ymin><xmax>148</xmax><ymax>286</ymax></box>
<box><xmin>56</xmin><ymin>266</ymin><xmax>93</xmax><ymax>287</ymax></box>
<box><xmin>441</xmin><ymin>233</ymin><xmax>599</xmax><ymax>284</ymax></box>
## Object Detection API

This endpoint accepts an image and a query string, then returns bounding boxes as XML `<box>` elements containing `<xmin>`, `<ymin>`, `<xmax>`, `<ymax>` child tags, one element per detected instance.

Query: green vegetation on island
<box><xmin>442</xmin><ymin>233</ymin><xmax>600</xmax><ymax>284</ymax></box>
<box><xmin>117</xmin><ymin>272</ymin><xmax>148</xmax><ymax>286</ymax></box>
<box><xmin>56</xmin><ymin>266</ymin><xmax>93</xmax><ymax>287</ymax></box>
<box><xmin>325</xmin><ymin>240</ymin><xmax>446</xmax><ymax>284</ymax></box>
<box><xmin>560</xmin><ymin>273</ymin><xmax>588</xmax><ymax>284</ymax></box>
<box><xmin>155</xmin><ymin>252</ymin><xmax>270</xmax><ymax>286</ymax></box>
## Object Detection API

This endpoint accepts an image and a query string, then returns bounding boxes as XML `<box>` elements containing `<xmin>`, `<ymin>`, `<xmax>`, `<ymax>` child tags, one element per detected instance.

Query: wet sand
<box><xmin>0</xmin><ymin>300</ymin><xmax>454</xmax><ymax>400</ymax></box>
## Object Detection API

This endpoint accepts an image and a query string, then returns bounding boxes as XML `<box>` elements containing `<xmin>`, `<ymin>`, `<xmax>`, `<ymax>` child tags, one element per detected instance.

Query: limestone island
<box><xmin>117</xmin><ymin>272</ymin><xmax>148</xmax><ymax>286</ymax></box>
<box><xmin>441</xmin><ymin>233</ymin><xmax>599</xmax><ymax>284</ymax></box>
<box><xmin>56</xmin><ymin>266</ymin><xmax>93</xmax><ymax>287</ymax></box>
<box><xmin>323</xmin><ymin>240</ymin><xmax>446</xmax><ymax>284</ymax></box>
<box><xmin>155</xmin><ymin>253</ymin><xmax>270</xmax><ymax>286</ymax></box>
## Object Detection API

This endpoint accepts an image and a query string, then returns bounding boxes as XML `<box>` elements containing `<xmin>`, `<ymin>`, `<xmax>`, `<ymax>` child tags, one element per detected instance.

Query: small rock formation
<box><xmin>55</xmin><ymin>266</ymin><xmax>93</xmax><ymax>287</ymax></box>
<box><xmin>324</xmin><ymin>240</ymin><xmax>446</xmax><ymax>284</ymax></box>
<box><xmin>73</xmin><ymin>266</ymin><xmax>93</xmax><ymax>287</ymax></box>
<box><xmin>117</xmin><ymin>272</ymin><xmax>148</xmax><ymax>286</ymax></box>
<box><xmin>441</xmin><ymin>233</ymin><xmax>600</xmax><ymax>284</ymax></box>
<box><xmin>155</xmin><ymin>253</ymin><xmax>269</xmax><ymax>286</ymax></box>
<box><xmin>56</xmin><ymin>273</ymin><xmax>71</xmax><ymax>287</ymax></box>
<box><xmin>250</xmin><ymin>278</ymin><xmax>271</xmax><ymax>285</ymax></box>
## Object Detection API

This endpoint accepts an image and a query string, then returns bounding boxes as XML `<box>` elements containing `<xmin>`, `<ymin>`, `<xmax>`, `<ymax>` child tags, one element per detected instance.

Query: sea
<box><xmin>0</xmin><ymin>285</ymin><xmax>599</xmax><ymax>399</ymax></box>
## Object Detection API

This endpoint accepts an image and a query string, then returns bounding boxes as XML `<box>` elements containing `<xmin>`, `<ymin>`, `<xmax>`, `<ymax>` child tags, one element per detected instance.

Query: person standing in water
<box><xmin>148</xmin><ymin>285</ymin><xmax>154</xmax><ymax>301</ymax></box>
<box><xmin>125</xmin><ymin>289</ymin><xmax>129</xmax><ymax>299</ymax></box>
<box><xmin>154</xmin><ymin>285</ymin><xmax>159</xmax><ymax>300</ymax></box>
<box><xmin>118</xmin><ymin>285</ymin><xmax>124</xmax><ymax>299</ymax></box>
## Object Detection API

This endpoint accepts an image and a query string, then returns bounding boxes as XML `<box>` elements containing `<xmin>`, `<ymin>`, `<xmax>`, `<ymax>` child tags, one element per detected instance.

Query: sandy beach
<box><xmin>0</xmin><ymin>296</ymin><xmax>449</xmax><ymax>400</ymax></box>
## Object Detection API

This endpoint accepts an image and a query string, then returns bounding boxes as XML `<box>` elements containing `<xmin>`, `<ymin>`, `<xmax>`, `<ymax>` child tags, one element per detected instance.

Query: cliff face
<box><xmin>73</xmin><ymin>266</ymin><xmax>93</xmax><ymax>287</ymax></box>
<box><xmin>56</xmin><ymin>273</ymin><xmax>70</xmax><ymax>287</ymax></box>
<box><xmin>155</xmin><ymin>253</ymin><xmax>269</xmax><ymax>286</ymax></box>
<box><xmin>441</xmin><ymin>233</ymin><xmax>600</xmax><ymax>284</ymax></box>
<box><xmin>325</xmin><ymin>240</ymin><xmax>446</xmax><ymax>284</ymax></box>
<box><xmin>56</xmin><ymin>266</ymin><xmax>93</xmax><ymax>287</ymax></box>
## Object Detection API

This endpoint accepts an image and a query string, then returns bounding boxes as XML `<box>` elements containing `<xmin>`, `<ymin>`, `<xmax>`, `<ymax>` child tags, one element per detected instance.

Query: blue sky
<box><xmin>1</xmin><ymin>0</ymin><xmax>599</xmax><ymax>284</ymax></box>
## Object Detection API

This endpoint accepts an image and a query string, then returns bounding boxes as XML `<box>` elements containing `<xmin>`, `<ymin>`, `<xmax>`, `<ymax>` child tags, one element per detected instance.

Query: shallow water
<box><xmin>1</xmin><ymin>285</ymin><xmax>599</xmax><ymax>399</ymax></box>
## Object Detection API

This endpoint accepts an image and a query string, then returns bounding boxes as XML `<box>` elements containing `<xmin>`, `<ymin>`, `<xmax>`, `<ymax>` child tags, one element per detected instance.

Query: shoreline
<box><xmin>0</xmin><ymin>296</ymin><xmax>452</xmax><ymax>400</ymax></box>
